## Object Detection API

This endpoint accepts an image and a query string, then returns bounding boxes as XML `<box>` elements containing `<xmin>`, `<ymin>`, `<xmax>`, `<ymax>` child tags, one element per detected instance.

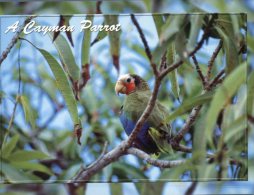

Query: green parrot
<box><xmin>115</xmin><ymin>73</ymin><xmax>172</xmax><ymax>154</ymax></box>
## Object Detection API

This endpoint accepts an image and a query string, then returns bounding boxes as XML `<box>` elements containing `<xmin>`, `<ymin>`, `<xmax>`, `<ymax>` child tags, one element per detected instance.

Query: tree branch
<box><xmin>192</xmin><ymin>55</ymin><xmax>206</xmax><ymax>87</ymax></box>
<box><xmin>0</xmin><ymin>16</ymin><xmax>35</xmax><ymax>66</ymax></box>
<box><xmin>206</xmin><ymin>40</ymin><xmax>223</xmax><ymax>83</ymax></box>
<box><xmin>131</xmin><ymin>14</ymin><xmax>158</xmax><ymax>76</ymax></box>
<box><xmin>127</xmin><ymin>148</ymin><xmax>186</xmax><ymax>168</ymax></box>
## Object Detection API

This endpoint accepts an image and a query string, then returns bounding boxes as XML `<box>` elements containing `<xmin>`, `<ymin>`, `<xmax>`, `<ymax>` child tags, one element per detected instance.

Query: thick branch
<box><xmin>0</xmin><ymin>16</ymin><xmax>35</xmax><ymax>66</ymax></box>
<box><xmin>69</xmin><ymin>141</ymin><xmax>128</xmax><ymax>183</ymax></box>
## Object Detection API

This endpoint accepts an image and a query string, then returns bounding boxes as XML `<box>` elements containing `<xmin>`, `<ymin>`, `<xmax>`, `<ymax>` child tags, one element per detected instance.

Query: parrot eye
<box><xmin>126</xmin><ymin>78</ymin><xmax>131</xmax><ymax>83</ymax></box>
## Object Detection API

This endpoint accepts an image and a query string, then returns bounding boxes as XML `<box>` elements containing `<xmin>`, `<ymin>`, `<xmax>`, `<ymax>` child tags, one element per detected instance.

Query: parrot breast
<box><xmin>119</xmin><ymin>107</ymin><xmax>159</xmax><ymax>154</ymax></box>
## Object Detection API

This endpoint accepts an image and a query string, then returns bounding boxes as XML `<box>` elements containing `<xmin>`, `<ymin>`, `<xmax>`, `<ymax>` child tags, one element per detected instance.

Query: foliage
<box><xmin>0</xmin><ymin>1</ymin><xmax>253</xmax><ymax>195</ymax></box>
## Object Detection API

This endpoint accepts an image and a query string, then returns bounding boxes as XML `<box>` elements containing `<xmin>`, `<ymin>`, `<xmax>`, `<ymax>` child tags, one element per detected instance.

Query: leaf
<box><xmin>90</xmin><ymin>23</ymin><xmax>107</xmax><ymax>46</ymax></box>
<box><xmin>224</xmin><ymin>116</ymin><xmax>246</xmax><ymax>144</ymax></box>
<box><xmin>81</xmin><ymin>15</ymin><xmax>93</xmax><ymax>66</ymax></box>
<box><xmin>167</xmin><ymin>43</ymin><xmax>180</xmax><ymax>100</ymax></box>
<box><xmin>160</xmin><ymin>15</ymin><xmax>186</xmax><ymax>44</ymax></box>
<box><xmin>2</xmin><ymin>134</ymin><xmax>19</xmax><ymax>159</ymax></box>
<box><xmin>8</xmin><ymin>150</ymin><xmax>50</xmax><ymax>162</ymax></box>
<box><xmin>215</xmin><ymin>24</ymin><xmax>239</xmax><ymax>75</ymax></box>
<box><xmin>49</xmin><ymin>32</ymin><xmax>80</xmax><ymax>82</ymax></box>
<box><xmin>10</xmin><ymin>161</ymin><xmax>53</xmax><ymax>176</ymax></box>
<box><xmin>164</xmin><ymin>91</ymin><xmax>214</xmax><ymax>123</ymax></box>
<box><xmin>187</xmin><ymin>15</ymin><xmax>204</xmax><ymax>51</ymax></box>
<box><xmin>19</xmin><ymin>95</ymin><xmax>36</xmax><ymax>129</ymax></box>
<box><xmin>205</xmin><ymin>63</ymin><xmax>247</xmax><ymax>144</ymax></box>
<box><xmin>247</xmin><ymin>71</ymin><xmax>254</xmax><ymax>116</ymax></box>
<box><xmin>112</xmin><ymin>163</ymin><xmax>148</xmax><ymax>180</ymax></box>
<box><xmin>152</xmin><ymin>14</ymin><xmax>164</xmax><ymax>36</ymax></box>
<box><xmin>2</xmin><ymin>162</ymin><xmax>31</xmax><ymax>183</ymax></box>
<box><xmin>135</xmin><ymin>183</ymin><xmax>164</xmax><ymax>195</ymax></box>
<box><xmin>105</xmin><ymin>15</ymin><xmax>121</xmax><ymax>73</ymax></box>
<box><xmin>38</xmin><ymin>49</ymin><xmax>80</xmax><ymax>125</ymax></box>
<box><xmin>110</xmin><ymin>183</ymin><xmax>123</xmax><ymax>195</ymax></box>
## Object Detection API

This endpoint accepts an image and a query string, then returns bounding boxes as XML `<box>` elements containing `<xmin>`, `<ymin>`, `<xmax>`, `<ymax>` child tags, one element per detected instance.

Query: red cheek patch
<box><xmin>125</xmin><ymin>82</ymin><xmax>135</xmax><ymax>95</ymax></box>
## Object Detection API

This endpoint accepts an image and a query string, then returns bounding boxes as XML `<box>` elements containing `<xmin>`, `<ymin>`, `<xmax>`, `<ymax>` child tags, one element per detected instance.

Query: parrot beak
<box><xmin>115</xmin><ymin>81</ymin><xmax>126</xmax><ymax>95</ymax></box>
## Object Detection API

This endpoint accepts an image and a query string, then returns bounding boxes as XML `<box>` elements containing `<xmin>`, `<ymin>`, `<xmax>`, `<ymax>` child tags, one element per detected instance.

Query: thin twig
<box><xmin>206</xmin><ymin>40</ymin><xmax>223</xmax><ymax>83</ymax></box>
<box><xmin>207</xmin><ymin>69</ymin><xmax>225</xmax><ymax>90</ymax></box>
<box><xmin>159</xmin><ymin>15</ymin><xmax>216</xmax><ymax>79</ymax></box>
<box><xmin>96</xmin><ymin>1</ymin><xmax>102</xmax><ymax>14</ymax></box>
<box><xmin>185</xmin><ymin>181</ymin><xmax>198</xmax><ymax>195</ymax></box>
<box><xmin>0</xmin><ymin>16</ymin><xmax>35</xmax><ymax>66</ymax></box>
<box><xmin>2</xmin><ymin>41</ymin><xmax>23</xmax><ymax>145</ymax></box>
<box><xmin>131</xmin><ymin>14</ymin><xmax>158</xmax><ymax>76</ymax></box>
<box><xmin>172</xmin><ymin>106</ymin><xmax>202</xmax><ymax>144</ymax></box>
<box><xmin>192</xmin><ymin>55</ymin><xmax>206</xmax><ymax>87</ymax></box>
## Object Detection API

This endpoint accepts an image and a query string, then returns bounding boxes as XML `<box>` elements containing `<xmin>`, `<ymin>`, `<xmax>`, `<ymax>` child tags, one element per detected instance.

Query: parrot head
<box><xmin>115</xmin><ymin>74</ymin><xmax>150</xmax><ymax>95</ymax></box>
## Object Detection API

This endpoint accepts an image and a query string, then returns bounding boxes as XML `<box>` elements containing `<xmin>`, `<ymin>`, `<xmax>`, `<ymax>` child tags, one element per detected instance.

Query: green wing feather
<box><xmin>124</xmin><ymin>90</ymin><xmax>173</xmax><ymax>154</ymax></box>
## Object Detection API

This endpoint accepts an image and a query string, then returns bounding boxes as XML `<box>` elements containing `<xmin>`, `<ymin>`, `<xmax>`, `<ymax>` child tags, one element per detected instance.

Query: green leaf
<box><xmin>10</xmin><ymin>161</ymin><xmax>53</xmax><ymax>176</ymax></box>
<box><xmin>152</xmin><ymin>14</ymin><xmax>164</xmax><ymax>36</ymax></box>
<box><xmin>224</xmin><ymin>116</ymin><xmax>246</xmax><ymax>144</ymax></box>
<box><xmin>164</xmin><ymin>91</ymin><xmax>214</xmax><ymax>122</ymax></box>
<box><xmin>110</xmin><ymin>183</ymin><xmax>123</xmax><ymax>195</ymax></box>
<box><xmin>91</xmin><ymin>23</ymin><xmax>107</xmax><ymax>46</ymax></box>
<box><xmin>112</xmin><ymin>163</ymin><xmax>147</xmax><ymax>180</ymax></box>
<box><xmin>81</xmin><ymin>15</ymin><xmax>93</xmax><ymax>65</ymax></box>
<box><xmin>48</xmin><ymin>32</ymin><xmax>80</xmax><ymax>81</ymax></box>
<box><xmin>167</xmin><ymin>43</ymin><xmax>180</xmax><ymax>99</ymax></box>
<box><xmin>105</xmin><ymin>15</ymin><xmax>121</xmax><ymax>72</ymax></box>
<box><xmin>247</xmin><ymin>71</ymin><xmax>254</xmax><ymax>116</ymax></box>
<box><xmin>19</xmin><ymin>95</ymin><xmax>36</xmax><ymax>129</ymax></box>
<box><xmin>215</xmin><ymin>25</ymin><xmax>239</xmax><ymax>75</ymax></box>
<box><xmin>2</xmin><ymin>162</ymin><xmax>31</xmax><ymax>183</ymax></box>
<box><xmin>38</xmin><ymin>48</ymin><xmax>80</xmax><ymax>125</ymax></box>
<box><xmin>8</xmin><ymin>150</ymin><xmax>50</xmax><ymax>162</ymax></box>
<box><xmin>205</xmin><ymin>63</ymin><xmax>247</xmax><ymax>144</ymax></box>
<box><xmin>160</xmin><ymin>15</ymin><xmax>186</xmax><ymax>44</ymax></box>
<box><xmin>2</xmin><ymin>134</ymin><xmax>19</xmax><ymax>159</ymax></box>
<box><xmin>187</xmin><ymin>15</ymin><xmax>204</xmax><ymax>51</ymax></box>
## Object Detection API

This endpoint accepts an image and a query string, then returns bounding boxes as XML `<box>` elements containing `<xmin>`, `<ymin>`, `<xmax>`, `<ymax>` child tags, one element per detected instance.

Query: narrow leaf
<box><xmin>164</xmin><ymin>91</ymin><xmax>214</xmax><ymax>122</ymax></box>
<box><xmin>152</xmin><ymin>14</ymin><xmax>164</xmax><ymax>36</ymax></box>
<box><xmin>110</xmin><ymin>184</ymin><xmax>123</xmax><ymax>195</ymax></box>
<box><xmin>38</xmin><ymin>48</ymin><xmax>80</xmax><ymax>125</ymax></box>
<box><xmin>8</xmin><ymin>150</ymin><xmax>50</xmax><ymax>162</ymax></box>
<box><xmin>10</xmin><ymin>161</ymin><xmax>53</xmax><ymax>176</ymax></box>
<box><xmin>19</xmin><ymin>95</ymin><xmax>36</xmax><ymax>129</ymax></box>
<box><xmin>2</xmin><ymin>162</ymin><xmax>31</xmax><ymax>183</ymax></box>
<box><xmin>91</xmin><ymin>23</ymin><xmax>108</xmax><ymax>46</ymax></box>
<box><xmin>2</xmin><ymin>134</ymin><xmax>19</xmax><ymax>159</ymax></box>
<box><xmin>49</xmin><ymin>32</ymin><xmax>80</xmax><ymax>81</ymax></box>
<box><xmin>187</xmin><ymin>15</ymin><xmax>204</xmax><ymax>51</ymax></box>
<box><xmin>160</xmin><ymin>15</ymin><xmax>186</xmax><ymax>44</ymax></box>
<box><xmin>105</xmin><ymin>15</ymin><xmax>121</xmax><ymax>73</ymax></box>
<box><xmin>215</xmin><ymin>25</ymin><xmax>239</xmax><ymax>75</ymax></box>
<box><xmin>167</xmin><ymin>43</ymin><xmax>180</xmax><ymax>99</ymax></box>
<box><xmin>247</xmin><ymin>71</ymin><xmax>254</xmax><ymax>116</ymax></box>
<box><xmin>81</xmin><ymin>15</ymin><xmax>93</xmax><ymax>65</ymax></box>
<box><xmin>204</xmin><ymin>63</ymin><xmax>247</xmax><ymax>144</ymax></box>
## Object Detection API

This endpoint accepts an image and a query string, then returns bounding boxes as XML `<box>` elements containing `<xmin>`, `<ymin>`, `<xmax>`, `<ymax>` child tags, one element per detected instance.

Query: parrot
<box><xmin>115</xmin><ymin>73</ymin><xmax>172</xmax><ymax>154</ymax></box>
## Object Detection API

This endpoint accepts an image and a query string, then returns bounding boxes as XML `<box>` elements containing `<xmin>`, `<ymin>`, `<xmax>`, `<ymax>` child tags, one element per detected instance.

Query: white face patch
<box><xmin>118</xmin><ymin>74</ymin><xmax>131</xmax><ymax>81</ymax></box>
